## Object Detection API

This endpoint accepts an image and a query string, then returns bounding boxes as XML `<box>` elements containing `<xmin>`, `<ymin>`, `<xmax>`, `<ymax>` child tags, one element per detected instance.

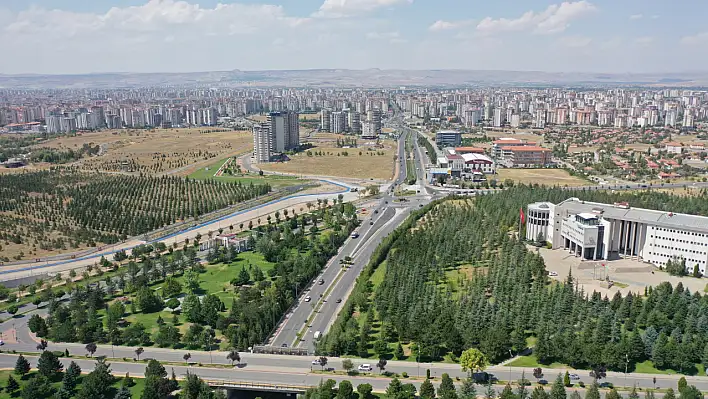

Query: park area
<box><xmin>34</xmin><ymin>127</ymin><xmax>252</xmax><ymax>176</ymax></box>
<box><xmin>188</xmin><ymin>157</ymin><xmax>301</xmax><ymax>188</ymax></box>
<box><xmin>259</xmin><ymin>140</ymin><xmax>396</xmax><ymax>180</ymax></box>
<box><xmin>0</xmin><ymin>368</ymin><xmax>145</xmax><ymax>399</ymax></box>
<box><xmin>496</xmin><ymin>168</ymin><xmax>590</xmax><ymax>187</ymax></box>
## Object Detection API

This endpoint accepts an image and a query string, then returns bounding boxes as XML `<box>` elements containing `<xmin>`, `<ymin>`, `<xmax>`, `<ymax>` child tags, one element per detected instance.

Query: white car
<box><xmin>569</xmin><ymin>373</ymin><xmax>580</xmax><ymax>380</ymax></box>
<box><xmin>548</xmin><ymin>271</ymin><xmax>558</xmax><ymax>277</ymax></box>
<box><xmin>358</xmin><ymin>364</ymin><xmax>373</xmax><ymax>372</ymax></box>
<box><xmin>312</xmin><ymin>359</ymin><xmax>321</xmax><ymax>365</ymax></box>
<box><xmin>304</xmin><ymin>296</ymin><xmax>312</xmax><ymax>302</ymax></box>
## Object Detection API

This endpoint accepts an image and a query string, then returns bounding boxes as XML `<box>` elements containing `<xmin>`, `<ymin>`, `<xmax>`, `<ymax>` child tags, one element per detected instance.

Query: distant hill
<box><xmin>1</xmin><ymin>69</ymin><xmax>707</xmax><ymax>89</ymax></box>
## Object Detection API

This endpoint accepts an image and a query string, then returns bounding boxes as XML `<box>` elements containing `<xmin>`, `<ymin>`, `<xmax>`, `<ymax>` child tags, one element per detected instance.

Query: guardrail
<box><xmin>252</xmin><ymin>345</ymin><xmax>310</xmax><ymax>356</ymax></box>
<box><xmin>202</xmin><ymin>379</ymin><xmax>310</xmax><ymax>392</ymax></box>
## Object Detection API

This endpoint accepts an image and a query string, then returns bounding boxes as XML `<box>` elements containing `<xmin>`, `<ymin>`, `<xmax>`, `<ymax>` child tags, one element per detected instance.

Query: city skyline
<box><xmin>2</xmin><ymin>0</ymin><xmax>708</xmax><ymax>75</ymax></box>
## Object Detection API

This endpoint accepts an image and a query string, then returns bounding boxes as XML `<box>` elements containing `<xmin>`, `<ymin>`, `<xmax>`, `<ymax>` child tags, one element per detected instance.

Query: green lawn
<box><xmin>634</xmin><ymin>360</ymin><xmax>705</xmax><ymax>376</ymax></box>
<box><xmin>0</xmin><ymin>370</ymin><xmax>145</xmax><ymax>399</ymax></box>
<box><xmin>119</xmin><ymin>251</ymin><xmax>276</xmax><ymax>336</ymax></box>
<box><xmin>189</xmin><ymin>157</ymin><xmax>300</xmax><ymax>188</ymax></box>
<box><xmin>369</xmin><ymin>261</ymin><xmax>387</xmax><ymax>291</ymax></box>
<box><xmin>507</xmin><ymin>355</ymin><xmax>569</xmax><ymax>369</ymax></box>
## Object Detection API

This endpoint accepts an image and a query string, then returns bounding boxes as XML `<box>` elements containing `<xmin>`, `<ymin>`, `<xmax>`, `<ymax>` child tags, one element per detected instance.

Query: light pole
<box><xmin>624</xmin><ymin>353</ymin><xmax>629</xmax><ymax>389</ymax></box>
<box><xmin>509</xmin><ymin>349</ymin><xmax>513</xmax><ymax>384</ymax></box>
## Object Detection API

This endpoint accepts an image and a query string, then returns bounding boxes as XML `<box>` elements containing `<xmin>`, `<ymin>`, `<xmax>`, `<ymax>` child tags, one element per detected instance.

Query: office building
<box><xmin>527</xmin><ymin>198</ymin><xmax>708</xmax><ymax>275</ymax></box>
<box><xmin>500</xmin><ymin>146</ymin><xmax>551</xmax><ymax>167</ymax></box>
<box><xmin>435</xmin><ymin>130</ymin><xmax>462</xmax><ymax>147</ymax></box>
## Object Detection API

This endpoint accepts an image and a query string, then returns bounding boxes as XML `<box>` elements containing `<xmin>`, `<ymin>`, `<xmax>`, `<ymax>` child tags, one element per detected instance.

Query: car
<box><xmin>374</xmin><ymin>209</ymin><xmax>379</xmax><ymax>214</ymax></box>
<box><xmin>281</xmin><ymin>343</ymin><xmax>288</xmax><ymax>347</ymax></box>
<box><xmin>548</xmin><ymin>271</ymin><xmax>558</xmax><ymax>277</ymax></box>
<box><xmin>318</xmin><ymin>279</ymin><xmax>325</xmax><ymax>285</ymax></box>
<box><xmin>312</xmin><ymin>358</ymin><xmax>321</xmax><ymax>365</ymax></box>
<box><xmin>369</xmin><ymin>221</ymin><xmax>374</xmax><ymax>225</ymax></box>
<box><xmin>358</xmin><ymin>364</ymin><xmax>373</xmax><ymax>372</ymax></box>
<box><xmin>569</xmin><ymin>374</ymin><xmax>580</xmax><ymax>380</ymax></box>
<box><xmin>336</xmin><ymin>298</ymin><xmax>342</xmax><ymax>303</ymax></box>
<box><xmin>304</xmin><ymin>296</ymin><xmax>312</xmax><ymax>302</ymax></box>
<box><xmin>351</xmin><ymin>232</ymin><xmax>359</xmax><ymax>239</ymax></box>
<box><xmin>0</xmin><ymin>340</ymin><xmax>4</xmax><ymax>346</ymax></box>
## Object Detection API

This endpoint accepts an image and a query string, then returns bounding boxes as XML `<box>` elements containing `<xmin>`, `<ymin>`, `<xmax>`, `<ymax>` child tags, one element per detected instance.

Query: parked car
<box><xmin>305</xmin><ymin>296</ymin><xmax>312</xmax><ymax>302</ymax></box>
<box><xmin>358</xmin><ymin>364</ymin><xmax>373</xmax><ymax>372</ymax></box>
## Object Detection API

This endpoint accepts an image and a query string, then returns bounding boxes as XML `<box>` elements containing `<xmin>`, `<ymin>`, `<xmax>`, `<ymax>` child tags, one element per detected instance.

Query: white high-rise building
<box><xmin>253</xmin><ymin>124</ymin><xmax>271</xmax><ymax>163</ymax></box>
<box><xmin>331</xmin><ymin>111</ymin><xmax>346</xmax><ymax>133</ymax></box>
<box><xmin>665</xmin><ymin>109</ymin><xmax>677</xmax><ymax>127</ymax></box>
<box><xmin>510</xmin><ymin>114</ymin><xmax>521</xmax><ymax>128</ymax></box>
<box><xmin>493</xmin><ymin>108</ymin><xmax>504</xmax><ymax>127</ymax></box>
<box><xmin>534</xmin><ymin>110</ymin><xmax>546</xmax><ymax>129</ymax></box>
<box><xmin>683</xmin><ymin>111</ymin><xmax>695</xmax><ymax>128</ymax></box>
<box><xmin>267</xmin><ymin>111</ymin><xmax>299</xmax><ymax>153</ymax></box>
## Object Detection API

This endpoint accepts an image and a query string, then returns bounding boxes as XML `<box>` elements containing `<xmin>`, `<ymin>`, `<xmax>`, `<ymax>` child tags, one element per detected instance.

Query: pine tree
<box><xmin>459</xmin><ymin>378</ymin><xmax>477</xmax><ymax>399</ymax></box>
<box><xmin>584</xmin><ymin>382</ymin><xmax>600</xmax><ymax>399</ymax></box>
<box><xmin>14</xmin><ymin>354</ymin><xmax>30</xmax><ymax>376</ymax></box>
<box><xmin>531</xmin><ymin>386</ymin><xmax>549</xmax><ymax>399</ymax></box>
<box><xmin>500</xmin><ymin>385</ymin><xmax>515</xmax><ymax>399</ymax></box>
<box><xmin>439</xmin><ymin>373</ymin><xmax>458</xmax><ymax>399</ymax></box>
<box><xmin>420</xmin><ymin>379</ymin><xmax>436</xmax><ymax>399</ymax></box>
<box><xmin>6</xmin><ymin>375</ymin><xmax>19</xmax><ymax>392</ymax></box>
<box><xmin>550</xmin><ymin>374</ymin><xmax>566</xmax><ymax>399</ymax></box>
<box><xmin>37</xmin><ymin>350</ymin><xmax>63</xmax><ymax>378</ymax></box>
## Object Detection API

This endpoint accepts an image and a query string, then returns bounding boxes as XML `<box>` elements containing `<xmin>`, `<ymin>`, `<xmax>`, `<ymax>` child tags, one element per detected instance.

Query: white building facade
<box><xmin>527</xmin><ymin>198</ymin><xmax>708</xmax><ymax>275</ymax></box>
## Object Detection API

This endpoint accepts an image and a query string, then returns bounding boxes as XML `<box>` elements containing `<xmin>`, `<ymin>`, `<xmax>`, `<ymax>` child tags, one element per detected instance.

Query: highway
<box><xmin>0</xmin><ymin>348</ymin><xmax>705</xmax><ymax>394</ymax></box>
<box><xmin>271</xmin><ymin>126</ymin><xmax>429</xmax><ymax>350</ymax></box>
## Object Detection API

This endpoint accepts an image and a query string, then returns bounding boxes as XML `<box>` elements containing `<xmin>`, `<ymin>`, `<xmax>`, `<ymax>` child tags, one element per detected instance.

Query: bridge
<box><xmin>203</xmin><ymin>379</ymin><xmax>310</xmax><ymax>394</ymax></box>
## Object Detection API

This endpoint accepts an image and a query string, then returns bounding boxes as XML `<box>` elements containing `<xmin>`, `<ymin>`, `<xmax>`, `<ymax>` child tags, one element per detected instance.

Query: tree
<box><xmin>664</xmin><ymin>388</ymin><xmax>676</xmax><ymax>399</ymax></box>
<box><xmin>28</xmin><ymin>314</ymin><xmax>49</xmax><ymax>336</ymax></box>
<box><xmin>386</xmin><ymin>378</ymin><xmax>403</xmax><ymax>399</ymax></box>
<box><xmin>420</xmin><ymin>379</ymin><xmax>436</xmax><ymax>399</ymax></box>
<box><xmin>342</xmin><ymin>359</ymin><xmax>354</xmax><ymax>373</ymax></box>
<box><xmin>394</xmin><ymin>342</ymin><xmax>405</xmax><ymax>360</ymax></box>
<box><xmin>21</xmin><ymin>374</ymin><xmax>53</xmax><ymax>399</ymax></box>
<box><xmin>145</xmin><ymin>359</ymin><xmax>167</xmax><ymax>378</ymax></box>
<box><xmin>460</xmin><ymin>377</ymin><xmax>477</xmax><ymax>399</ymax></box>
<box><xmin>357</xmin><ymin>383</ymin><xmax>373</xmax><ymax>399</ymax></box>
<box><xmin>227</xmin><ymin>350</ymin><xmax>241</xmax><ymax>366</ymax></box>
<box><xmin>438</xmin><ymin>373</ymin><xmax>458</xmax><ymax>399</ymax></box>
<box><xmin>319</xmin><ymin>356</ymin><xmax>328</xmax><ymax>371</ymax></box>
<box><xmin>533</xmin><ymin>368</ymin><xmax>543</xmax><ymax>380</ymax></box>
<box><xmin>37</xmin><ymin>350</ymin><xmax>63</xmax><ymax>378</ymax></box>
<box><xmin>531</xmin><ymin>386</ymin><xmax>549</xmax><ymax>399</ymax></box>
<box><xmin>142</xmin><ymin>375</ymin><xmax>172</xmax><ymax>399</ymax></box>
<box><xmin>605</xmin><ymin>390</ymin><xmax>621</xmax><ymax>399</ymax></box>
<box><xmin>184</xmin><ymin>352</ymin><xmax>192</xmax><ymax>363</ymax></box>
<box><xmin>15</xmin><ymin>354</ymin><xmax>31</xmax><ymax>376</ymax></box>
<box><xmin>585</xmin><ymin>382</ymin><xmax>600</xmax><ymax>399</ymax></box>
<box><xmin>62</xmin><ymin>361</ymin><xmax>82</xmax><ymax>392</ymax></box>
<box><xmin>460</xmin><ymin>348</ymin><xmax>488</xmax><ymax>376</ymax></box>
<box><xmin>563</xmin><ymin>371</ymin><xmax>571</xmax><ymax>387</ymax></box>
<box><xmin>135</xmin><ymin>347</ymin><xmax>144</xmax><ymax>361</ymax></box>
<box><xmin>115</xmin><ymin>386</ymin><xmax>132</xmax><ymax>399</ymax></box>
<box><xmin>550</xmin><ymin>374</ymin><xmax>567</xmax><ymax>399</ymax></box>
<box><xmin>6</xmin><ymin>375</ymin><xmax>19</xmax><ymax>393</ymax></box>
<box><xmin>183</xmin><ymin>372</ymin><xmax>207</xmax><ymax>399</ymax></box>
<box><xmin>678</xmin><ymin>377</ymin><xmax>687</xmax><ymax>393</ymax></box>
<box><xmin>86</xmin><ymin>342</ymin><xmax>98</xmax><ymax>357</ymax></box>
<box><xmin>500</xmin><ymin>385</ymin><xmax>515</xmax><ymax>399</ymax></box>
<box><xmin>376</xmin><ymin>358</ymin><xmax>387</xmax><ymax>374</ymax></box>
<box><xmin>162</xmin><ymin>277</ymin><xmax>183</xmax><ymax>298</ymax></box>
<box><xmin>136</xmin><ymin>286</ymin><xmax>163</xmax><ymax>313</ymax></box>
<box><xmin>337</xmin><ymin>380</ymin><xmax>355</xmax><ymax>399</ymax></box>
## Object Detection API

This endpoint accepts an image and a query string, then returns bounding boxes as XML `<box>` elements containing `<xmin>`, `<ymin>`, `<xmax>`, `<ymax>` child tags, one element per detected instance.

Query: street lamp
<box><xmin>509</xmin><ymin>349</ymin><xmax>513</xmax><ymax>384</ymax></box>
<box><xmin>624</xmin><ymin>353</ymin><xmax>629</xmax><ymax>389</ymax></box>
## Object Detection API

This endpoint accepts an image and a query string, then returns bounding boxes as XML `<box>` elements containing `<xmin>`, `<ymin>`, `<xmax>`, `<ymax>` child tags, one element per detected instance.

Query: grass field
<box><xmin>259</xmin><ymin>144</ymin><xmax>395</xmax><ymax>180</ymax></box>
<box><xmin>188</xmin><ymin>157</ymin><xmax>301</xmax><ymax>188</ymax></box>
<box><xmin>496</xmin><ymin>169</ymin><xmax>590</xmax><ymax>187</ymax></box>
<box><xmin>36</xmin><ymin>127</ymin><xmax>252</xmax><ymax>175</ymax></box>
<box><xmin>507</xmin><ymin>355</ymin><xmax>570</xmax><ymax>369</ymax></box>
<box><xmin>121</xmin><ymin>252</ymin><xmax>276</xmax><ymax>338</ymax></box>
<box><xmin>508</xmin><ymin>356</ymin><xmax>706</xmax><ymax>377</ymax></box>
<box><xmin>0</xmin><ymin>370</ymin><xmax>145</xmax><ymax>399</ymax></box>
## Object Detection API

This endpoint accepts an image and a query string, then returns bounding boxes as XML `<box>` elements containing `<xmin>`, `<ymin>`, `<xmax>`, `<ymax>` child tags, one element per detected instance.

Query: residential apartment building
<box><xmin>500</xmin><ymin>146</ymin><xmax>552</xmax><ymax>167</ymax></box>
<box><xmin>253</xmin><ymin>124</ymin><xmax>271</xmax><ymax>163</ymax></box>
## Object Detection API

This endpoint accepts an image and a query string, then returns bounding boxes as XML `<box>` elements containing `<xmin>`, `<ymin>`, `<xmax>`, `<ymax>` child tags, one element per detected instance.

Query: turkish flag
<box><xmin>520</xmin><ymin>207</ymin><xmax>525</xmax><ymax>224</ymax></box>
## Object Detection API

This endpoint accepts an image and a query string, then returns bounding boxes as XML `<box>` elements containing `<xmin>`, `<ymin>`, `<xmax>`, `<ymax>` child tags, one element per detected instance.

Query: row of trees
<box><xmin>0</xmin><ymin>169</ymin><xmax>271</xmax><ymax>256</ymax></box>
<box><xmin>320</xmin><ymin>185</ymin><xmax>708</xmax><ymax>375</ymax></box>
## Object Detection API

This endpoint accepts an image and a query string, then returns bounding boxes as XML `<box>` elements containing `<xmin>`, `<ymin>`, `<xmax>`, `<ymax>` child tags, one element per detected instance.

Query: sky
<box><xmin>1</xmin><ymin>0</ymin><xmax>707</xmax><ymax>75</ymax></box>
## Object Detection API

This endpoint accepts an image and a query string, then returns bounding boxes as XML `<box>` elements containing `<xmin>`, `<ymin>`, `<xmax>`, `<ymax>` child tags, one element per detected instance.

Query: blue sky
<box><xmin>1</xmin><ymin>0</ymin><xmax>707</xmax><ymax>75</ymax></box>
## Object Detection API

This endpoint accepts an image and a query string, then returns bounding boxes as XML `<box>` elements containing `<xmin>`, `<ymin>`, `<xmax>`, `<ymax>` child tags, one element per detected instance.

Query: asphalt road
<box><xmin>271</xmin><ymin>127</ymin><xmax>421</xmax><ymax>350</ymax></box>
<box><xmin>0</xmin><ymin>349</ymin><xmax>704</xmax><ymax>395</ymax></box>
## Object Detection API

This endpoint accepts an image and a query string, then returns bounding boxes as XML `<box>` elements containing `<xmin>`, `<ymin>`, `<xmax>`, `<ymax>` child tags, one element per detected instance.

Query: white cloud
<box><xmin>476</xmin><ymin>1</ymin><xmax>596</xmax><ymax>35</ymax></box>
<box><xmin>366</xmin><ymin>31</ymin><xmax>406</xmax><ymax>44</ymax></box>
<box><xmin>428</xmin><ymin>19</ymin><xmax>473</xmax><ymax>32</ymax></box>
<box><xmin>556</xmin><ymin>35</ymin><xmax>592</xmax><ymax>48</ymax></box>
<box><xmin>313</xmin><ymin>0</ymin><xmax>412</xmax><ymax>18</ymax></box>
<box><xmin>634</xmin><ymin>36</ymin><xmax>654</xmax><ymax>46</ymax></box>
<box><xmin>681</xmin><ymin>32</ymin><xmax>708</xmax><ymax>46</ymax></box>
<box><xmin>629</xmin><ymin>14</ymin><xmax>643</xmax><ymax>20</ymax></box>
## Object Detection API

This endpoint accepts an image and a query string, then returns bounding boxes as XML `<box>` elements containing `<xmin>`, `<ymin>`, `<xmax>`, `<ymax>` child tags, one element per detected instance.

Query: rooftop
<box><xmin>557</xmin><ymin>198</ymin><xmax>708</xmax><ymax>233</ymax></box>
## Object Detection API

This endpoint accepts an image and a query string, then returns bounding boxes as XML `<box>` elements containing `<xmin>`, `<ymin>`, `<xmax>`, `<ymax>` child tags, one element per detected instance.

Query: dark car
<box><xmin>336</xmin><ymin>298</ymin><xmax>342</xmax><ymax>303</ymax></box>
<box><xmin>370</xmin><ymin>221</ymin><xmax>374</xmax><ymax>225</ymax></box>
